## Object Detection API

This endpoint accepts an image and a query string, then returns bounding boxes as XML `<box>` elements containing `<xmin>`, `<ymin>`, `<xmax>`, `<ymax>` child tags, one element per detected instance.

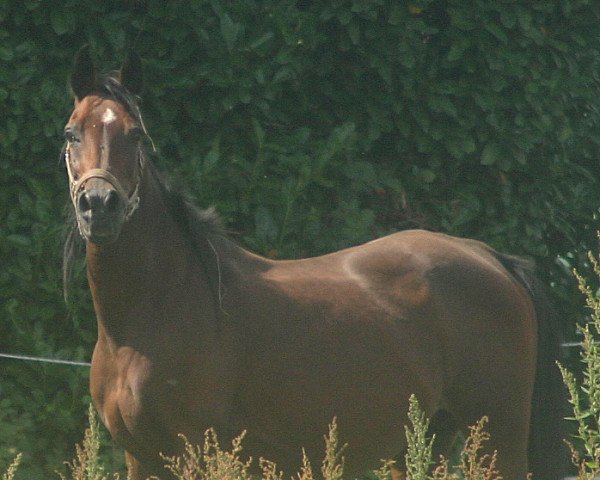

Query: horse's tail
<box><xmin>495</xmin><ymin>253</ymin><xmax>570</xmax><ymax>479</ymax></box>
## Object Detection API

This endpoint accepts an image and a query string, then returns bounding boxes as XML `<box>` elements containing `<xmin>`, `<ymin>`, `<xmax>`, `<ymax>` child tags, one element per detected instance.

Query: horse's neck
<box><xmin>85</xmin><ymin>166</ymin><xmax>216</xmax><ymax>344</ymax></box>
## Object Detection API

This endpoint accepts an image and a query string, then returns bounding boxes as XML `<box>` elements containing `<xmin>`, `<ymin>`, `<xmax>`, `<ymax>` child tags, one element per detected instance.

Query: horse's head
<box><xmin>64</xmin><ymin>46</ymin><xmax>146</xmax><ymax>245</ymax></box>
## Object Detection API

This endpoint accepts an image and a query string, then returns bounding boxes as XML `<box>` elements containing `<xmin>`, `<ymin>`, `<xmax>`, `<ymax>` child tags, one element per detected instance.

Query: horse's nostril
<box><xmin>78</xmin><ymin>191</ymin><xmax>91</xmax><ymax>212</ymax></box>
<box><xmin>78</xmin><ymin>189</ymin><xmax>121</xmax><ymax>215</ymax></box>
<box><xmin>104</xmin><ymin>190</ymin><xmax>120</xmax><ymax>213</ymax></box>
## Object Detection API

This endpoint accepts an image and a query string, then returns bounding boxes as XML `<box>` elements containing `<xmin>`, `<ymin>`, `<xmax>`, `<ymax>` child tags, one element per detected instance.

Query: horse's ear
<box><xmin>120</xmin><ymin>52</ymin><xmax>143</xmax><ymax>96</ymax></box>
<box><xmin>70</xmin><ymin>45</ymin><xmax>96</xmax><ymax>100</ymax></box>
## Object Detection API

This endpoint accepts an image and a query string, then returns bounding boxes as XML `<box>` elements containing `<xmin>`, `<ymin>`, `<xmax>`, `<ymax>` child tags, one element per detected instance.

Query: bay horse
<box><xmin>62</xmin><ymin>47</ymin><xmax>568</xmax><ymax>479</ymax></box>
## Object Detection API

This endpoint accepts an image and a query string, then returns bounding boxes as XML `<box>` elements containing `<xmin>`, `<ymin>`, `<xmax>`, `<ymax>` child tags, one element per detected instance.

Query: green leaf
<box><xmin>6</xmin><ymin>234</ymin><xmax>32</xmax><ymax>247</ymax></box>
<box><xmin>447</xmin><ymin>43</ymin><xmax>465</xmax><ymax>62</ymax></box>
<box><xmin>381</xmin><ymin>176</ymin><xmax>404</xmax><ymax>192</ymax></box>
<box><xmin>252</xmin><ymin>118</ymin><xmax>265</xmax><ymax>149</ymax></box>
<box><xmin>250</xmin><ymin>32</ymin><xmax>274</xmax><ymax>51</ymax></box>
<box><xmin>220</xmin><ymin>13</ymin><xmax>242</xmax><ymax>51</ymax></box>
<box><xmin>485</xmin><ymin>23</ymin><xmax>508</xmax><ymax>43</ymax></box>
<box><xmin>24</xmin><ymin>0</ymin><xmax>41</xmax><ymax>10</ymax></box>
<box><xmin>448</xmin><ymin>8</ymin><xmax>476</xmax><ymax>31</ymax></box>
<box><xmin>254</xmin><ymin>206</ymin><xmax>278</xmax><ymax>243</ymax></box>
<box><xmin>480</xmin><ymin>143</ymin><xmax>502</xmax><ymax>166</ymax></box>
<box><xmin>203</xmin><ymin>136</ymin><xmax>221</xmax><ymax>173</ymax></box>
<box><xmin>427</xmin><ymin>95</ymin><xmax>457</xmax><ymax>117</ymax></box>
<box><xmin>558</xmin><ymin>126</ymin><xmax>573</xmax><ymax>143</ymax></box>
<box><xmin>0</xmin><ymin>45</ymin><xmax>13</xmax><ymax>61</ymax></box>
<box><xmin>50</xmin><ymin>8</ymin><xmax>75</xmax><ymax>35</ymax></box>
<box><xmin>203</xmin><ymin>150</ymin><xmax>219</xmax><ymax>172</ymax></box>
<box><xmin>388</xmin><ymin>5</ymin><xmax>404</xmax><ymax>26</ymax></box>
<box><xmin>343</xmin><ymin>161</ymin><xmax>377</xmax><ymax>185</ymax></box>
<box><xmin>500</xmin><ymin>9</ymin><xmax>517</xmax><ymax>29</ymax></box>
<box><xmin>446</xmin><ymin>134</ymin><xmax>475</xmax><ymax>158</ymax></box>
<box><xmin>516</xmin><ymin>7</ymin><xmax>532</xmax><ymax>32</ymax></box>
<box><xmin>347</xmin><ymin>21</ymin><xmax>360</xmax><ymax>45</ymax></box>
<box><xmin>421</xmin><ymin>169</ymin><xmax>436</xmax><ymax>183</ymax></box>
<box><xmin>273</xmin><ymin>66</ymin><xmax>293</xmax><ymax>83</ymax></box>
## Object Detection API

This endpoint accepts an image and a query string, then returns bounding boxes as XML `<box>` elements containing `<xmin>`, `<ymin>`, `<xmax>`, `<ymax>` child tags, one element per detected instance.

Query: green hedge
<box><xmin>1</xmin><ymin>1</ymin><xmax>599</xmax><ymax>477</ymax></box>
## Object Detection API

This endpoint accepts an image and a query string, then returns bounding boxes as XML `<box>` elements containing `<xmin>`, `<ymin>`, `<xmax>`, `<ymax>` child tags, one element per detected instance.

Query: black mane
<box><xmin>153</xmin><ymin>164</ymin><xmax>227</xmax><ymax>240</ymax></box>
<box><xmin>96</xmin><ymin>72</ymin><xmax>143</xmax><ymax>123</ymax></box>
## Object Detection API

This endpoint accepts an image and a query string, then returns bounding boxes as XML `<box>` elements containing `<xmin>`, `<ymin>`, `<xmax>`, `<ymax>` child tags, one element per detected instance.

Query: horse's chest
<box><xmin>91</xmin><ymin>345</ymin><xmax>233</xmax><ymax>457</ymax></box>
<box><xmin>90</xmin><ymin>352</ymin><xmax>150</xmax><ymax>442</ymax></box>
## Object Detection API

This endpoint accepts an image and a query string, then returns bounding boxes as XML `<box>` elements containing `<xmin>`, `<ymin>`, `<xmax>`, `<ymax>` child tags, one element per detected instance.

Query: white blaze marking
<box><xmin>102</xmin><ymin>108</ymin><xmax>116</xmax><ymax>125</ymax></box>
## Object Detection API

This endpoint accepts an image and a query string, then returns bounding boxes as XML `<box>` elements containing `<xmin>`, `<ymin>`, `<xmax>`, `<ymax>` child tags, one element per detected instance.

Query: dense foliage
<box><xmin>1</xmin><ymin>1</ymin><xmax>599</xmax><ymax>477</ymax></box>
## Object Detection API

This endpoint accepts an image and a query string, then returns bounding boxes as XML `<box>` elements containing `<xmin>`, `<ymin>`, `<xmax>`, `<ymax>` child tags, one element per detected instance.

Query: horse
<box><xmin>62</xmin><ymin>47</ymin><xmax>568</xmax><ymax>480</ymax></box>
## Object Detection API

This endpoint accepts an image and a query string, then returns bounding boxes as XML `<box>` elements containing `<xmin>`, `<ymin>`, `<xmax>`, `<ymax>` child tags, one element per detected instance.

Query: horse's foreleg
<box><xmin>390</xmin><ymin>465</ymin><xmax>407</xmax><ymax>480</ymax></box>
<box><xmin>452</xmin><ymin>396</ymin><xmax>531</xmax><ymax>480</ymax></box>
<box><xmin>125</xmin><ymin>451</ymin><xmax>165</xmax><ymax>480</ymax></box>
<box><xmin>484</xmin><ymin>419</ymin><xmax>530</xmax><ymax>480</ymax></box>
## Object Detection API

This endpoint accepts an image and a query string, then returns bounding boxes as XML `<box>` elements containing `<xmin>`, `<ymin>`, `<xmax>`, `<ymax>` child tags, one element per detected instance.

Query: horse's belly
<box><xmin>237</xmin><ymin>319</ymin><xmax>443</xmax><ymax>475</ymax></box>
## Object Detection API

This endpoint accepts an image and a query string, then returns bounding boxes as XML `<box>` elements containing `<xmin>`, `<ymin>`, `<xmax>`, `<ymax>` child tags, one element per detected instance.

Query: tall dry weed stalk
<box><xmin>160</xmin><ymin>430</ymin><xmax>252</xmax><ymax>480</ymax></box>
<box><xmin>558</xmin><ymin>246</ymin><xmax>600</xmax><ymax>479</ymax></box>
<box><xmin>430</xmin><ymin>417</ymin><xmax>501</xmax><ymax>480</ymax></box>
<box><xmin>404</xmin><ymin>395</ymin><xmax>502</xmax><ymax>480</ymax></box>
<box><xmin>1</xmin><ymin>453</ymin><xmax>22</xmax><ymax>480</ymax></box>
<box><xmin>58</xmin><ymin>404</ymin><xmax>119</xmax><ymax>480</ymax></box>
<box><xmin>52</xmin><ymin>398</ymin><xmax>505</xmax><ymax>480</ymax></box>
<box><xmin>404</xmin><ymin>394</ymin><xmax>435</xmax><ymax>479</ymax></box>
<box><xmin>161</xmin><ymin>418</ymin><xmax>348</xmax><ymax>480</ymax></box>
<box><xmin>320</xmin><ymin>418</ymin><xmax>345</xmax><ymax>480</ymax></box>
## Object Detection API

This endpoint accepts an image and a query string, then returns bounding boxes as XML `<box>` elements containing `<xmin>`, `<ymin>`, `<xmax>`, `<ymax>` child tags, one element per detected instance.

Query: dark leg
<box><xmin>125</xmin><ymin>451</ymin><xmax>166</xmax><ymax>480</ymax></box>
<box><xmin>452</xmin><ymin>392</ymin><xmax>532</xmax><ymax>479</ymax></box>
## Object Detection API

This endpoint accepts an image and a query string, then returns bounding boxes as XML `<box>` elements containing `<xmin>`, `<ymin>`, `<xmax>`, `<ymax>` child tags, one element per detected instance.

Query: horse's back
<box><xmin>266</xmin><ymin>228</ymin><xmax>536</xmax><ymax>330</ymax></box>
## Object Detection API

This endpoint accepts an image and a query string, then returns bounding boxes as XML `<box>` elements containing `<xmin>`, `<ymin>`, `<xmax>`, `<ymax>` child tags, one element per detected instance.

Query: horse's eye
<box><xmin>64</xmin><ymin>129</ymin><xmax>79</xmax><ymax>143</ymax></box>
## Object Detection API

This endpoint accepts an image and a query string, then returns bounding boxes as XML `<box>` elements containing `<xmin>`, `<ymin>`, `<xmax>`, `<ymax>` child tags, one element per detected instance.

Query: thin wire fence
<box><xmin>0</xmin><ymin>352</ymin><xmax>90</xmax><ymax>367</ymax></box>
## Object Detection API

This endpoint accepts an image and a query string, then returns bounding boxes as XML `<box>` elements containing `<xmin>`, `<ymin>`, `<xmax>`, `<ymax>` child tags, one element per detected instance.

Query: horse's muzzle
<box><xmin>76</xmin><ymin>187</ymin><xmax>126</xmax><ymax>244</ymax></box>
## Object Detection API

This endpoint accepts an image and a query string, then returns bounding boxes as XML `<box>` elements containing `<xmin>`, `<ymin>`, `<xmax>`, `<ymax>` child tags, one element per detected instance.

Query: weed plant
<box><xmin>3</xmin><ymin>391</ymin><xmax>506</xmax><ymax>480</ymax></box>
<box><xmin>159</xmin><ymin>418</ymin><xmax>353</xmax><ymax>480</ymax></box>
<box><xmin>559</xmin><ymin>247</ymin><xmax>600</xmax><ymax>479</ymax></box>
<box><xmin>160</xmin><ymin>431</ymin><xmax>252</xmax><ymax>480</ymax></box>
<box><xmin>57</xmin><ymin>404</ymin><xmax>119</xmax><ymax>480</ymax></box>
<box><xmin>431</xmin><ymin>418</ymin><xmax>501</xmax><ymax>480</ymax></box>
<box><xmin>403</xmin><ymin>395</ymin><xmax>501</xmax><ymax>480</ymax></box>
<box><xmin>404</xmin><ymin>394</ymin><xmax>435</xmax><ymax>478</ymax></box>
<box><xmin>1</xmin><ymin>453</ymin><xmax>22</xmax><ymax>480</ymax></box>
